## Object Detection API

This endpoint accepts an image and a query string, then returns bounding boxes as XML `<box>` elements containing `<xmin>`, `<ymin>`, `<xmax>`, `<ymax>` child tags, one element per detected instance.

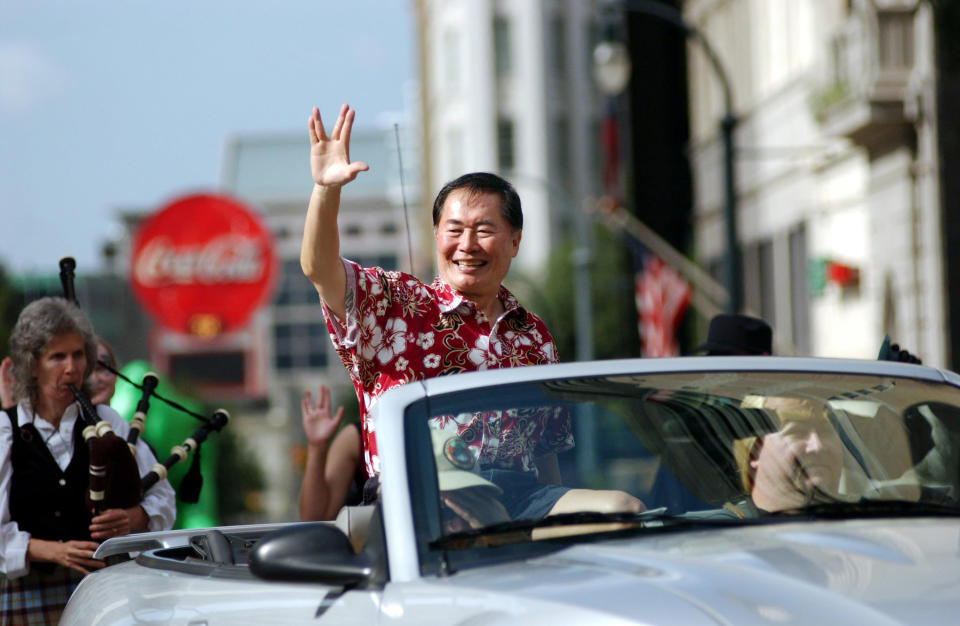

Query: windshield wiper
<box><xmin>431</xmin><ymin>496</ymin><xmax>960</xmax><ymax>549</ymax></box>
<box><xmin>430</xmin><ymin>507</ymin><xmax>744</xmax><ymax>549</ymax></box>
<box><xmin>770</xmin><ymin>497</ymin><xmax>960</xmax><ymax>520</ymax></box>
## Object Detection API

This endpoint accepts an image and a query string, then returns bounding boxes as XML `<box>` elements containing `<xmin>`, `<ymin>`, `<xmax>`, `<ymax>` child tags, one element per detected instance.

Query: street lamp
<box><xmin>593</xmin><ymin>0</ymin><xmax>741</xmax><ymax>313</ymax></box>
<box><xmin>593</xmin><ymin>40</ymin><xmax>632</xmax><ymax>96</ymax></box>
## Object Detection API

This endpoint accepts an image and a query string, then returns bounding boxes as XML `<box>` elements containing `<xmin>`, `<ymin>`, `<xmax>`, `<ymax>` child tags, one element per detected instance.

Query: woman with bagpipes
<box><xmin>0</xmin><ymin>297</ymin><xmax>175</xmax><ymax>624</ymax></box>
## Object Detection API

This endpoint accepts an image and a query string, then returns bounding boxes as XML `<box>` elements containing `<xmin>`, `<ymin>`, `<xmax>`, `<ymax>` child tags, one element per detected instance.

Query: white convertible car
<box><xmin>62</xmin><ymin>357</ymin><xmax>960</xmax><ymax>625</ymax></box>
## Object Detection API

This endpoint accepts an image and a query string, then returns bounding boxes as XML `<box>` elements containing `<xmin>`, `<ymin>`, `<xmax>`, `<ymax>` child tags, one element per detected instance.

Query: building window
<box><xmin>758</xmin><ymin>240</ymin><xmax>776</xmax><ymax>327</ymax></box>
<box><xmin>443</xmin><ymin>27</ymin><xmax>460</xmax><ymax>94</ymax></box>
<box><xmin>352</xmin><ymin>255</ymin><xmax>398</xmax><ymax>271</ymax></box>
<box><xmin>273</xmin><ymin>322</ymin><xmax>329</xmax><ymax>371</ymax></box>
<box><xmin>882</xmin><ymin>272</ymin><xmax>897</xmax><ymax>336</ymax></box>
<box><xmin>589</xmin><ymin>119</ymin><xmax>602</xmax><ymax>196</ymax></box>
<box><xmin>742</xmin><ymin>239</ymin><xmax>776</xmax><ymax>326</ymax></box>
<box><xmin>585</xmin><ymin>19</ymin><xmax>600</xmax><ymax>84</ymax></box>
<box><xmin>550</xmin><ymin>12</ymin><xmax>567</xmax><ymax>81</ymax></box>
<box><xmin>273</xmin><ymin>259</ymin><xmax>319</xmax><ymax>306</ymax></box>
<box><xmin>552</xmin><ymin>116</ymin><xmax>571</xmax><ymax>184</ymax></box>
<box><xmin>446</xmin><ymin>128</ymin><xmax>464</xmax><ymax>182</ymax></box>
<box><xmin>789</xmin><ymin>226</ymin><xmax>810</xmax><ymax>355</ymax></box>
<box><xmin>742</xmin><ymin>243</ymin><xmax>760</xmax><ymax>317</ymax></box>
<box><xmin>830</xmin><ymin>33</ymin><xmax>849</xmax><ymax>85</ymax></box>
<box><xmin>877</xmin><ymin>10</ymin><xmax>913</xmax><ymax>70</ymax></box>
<box><xmin>494</xmin><ymin>16</ymin><xmax>512</xmax><ymax>76</ymax></box>
<box><xmin>497</xmin><ymin>117</ymin><xmax>515</xmax><ymax>172</ymax></box>
<box><xmin>170</xmin><ymin>352</ymin><xmax>245</xmax><ymax>385</ymax></box>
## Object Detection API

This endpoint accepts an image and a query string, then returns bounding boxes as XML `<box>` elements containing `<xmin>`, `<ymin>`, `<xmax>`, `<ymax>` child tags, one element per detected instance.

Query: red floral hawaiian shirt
<box><xmin>323</xmin><ymin>259</ymin><xmax>572</xmax><ymax>478</ymax></box>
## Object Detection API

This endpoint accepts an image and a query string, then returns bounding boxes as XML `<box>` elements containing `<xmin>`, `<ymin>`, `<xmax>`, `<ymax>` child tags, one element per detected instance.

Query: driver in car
<box><xmin>727</xmin><ymin>395</ymin><xmax>844</xmax><ymax>516</ymax></box>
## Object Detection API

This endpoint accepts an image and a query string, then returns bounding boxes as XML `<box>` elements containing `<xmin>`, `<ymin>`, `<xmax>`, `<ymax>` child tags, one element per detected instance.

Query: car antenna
<box><xmin>394</xmin><ymin>123</ymin><xmax>416</xmax><ymax>275</ymax></box>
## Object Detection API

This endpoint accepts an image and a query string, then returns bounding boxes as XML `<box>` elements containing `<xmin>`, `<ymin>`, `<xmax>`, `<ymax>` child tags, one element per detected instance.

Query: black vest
<box><xmin>5</xmin><ymin>407</ymin><xmax>92</xmax><ymax>542</ymax></box>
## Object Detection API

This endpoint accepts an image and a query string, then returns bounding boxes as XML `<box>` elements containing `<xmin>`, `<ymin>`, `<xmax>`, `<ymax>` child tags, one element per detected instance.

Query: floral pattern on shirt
<box><xmin>429</xmin><ymin>406</ymin><xmax>573</xmax><ymax>475</ymax></box>
<box><xmin>323</xmin><ymin>259</ymin><xmax>569</xmax><ymax>477</ymax></box>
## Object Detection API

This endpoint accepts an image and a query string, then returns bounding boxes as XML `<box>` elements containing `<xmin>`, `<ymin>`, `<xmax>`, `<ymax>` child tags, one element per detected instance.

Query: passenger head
<box><xmin>697</xmin><ymin>314</ymin><xmax>772</xmax><ymax>356</ymax></box>
<box><xmin>89</xmin><ymin>338</ymin><xmax>118</xmax><ymax>406</ymax></box>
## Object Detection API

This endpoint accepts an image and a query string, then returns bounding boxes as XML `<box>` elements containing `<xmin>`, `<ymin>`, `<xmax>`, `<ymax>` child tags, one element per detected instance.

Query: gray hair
<box><xmin>9</xmin><ymin>297</ymin><xmax>98</xmax><ymax>408</ymax></box>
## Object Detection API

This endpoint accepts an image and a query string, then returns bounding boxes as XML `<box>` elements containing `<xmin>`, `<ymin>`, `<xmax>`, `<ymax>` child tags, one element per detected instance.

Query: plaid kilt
<box><xmin>1</xmin><ymin>566</ymin><xmax>84</xmax><ymax>625</ymax></box>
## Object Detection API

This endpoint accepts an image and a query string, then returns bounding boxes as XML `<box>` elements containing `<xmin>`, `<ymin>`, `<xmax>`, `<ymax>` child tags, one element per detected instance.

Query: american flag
<box><xmin>634</xmin><ymin>253</ymin><xmax>692</xmax><ymax>357</ymax></box>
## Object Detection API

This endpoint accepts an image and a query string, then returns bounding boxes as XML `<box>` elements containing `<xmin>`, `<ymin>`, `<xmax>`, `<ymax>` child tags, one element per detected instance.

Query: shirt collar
<box><xmin>432</xmin><ymin>277</ymin><xmax>527</xmax><ymax>320</ymax></box>
<box><xmin>433</xmin><ymin>277</ymin><xmax>464</xmax><ymax>313</ymax></box>
<box><xmin>17</xmin><ymin>401</ymin><xmax>80</xmax><ymax>431</ymax></box>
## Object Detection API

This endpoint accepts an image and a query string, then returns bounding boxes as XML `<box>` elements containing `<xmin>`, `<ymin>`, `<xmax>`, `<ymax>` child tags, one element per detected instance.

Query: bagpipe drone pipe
<box><xmin>59</xmin><ymin>256</ymin><xmax>230</xmax><ymax>511</ymax></box>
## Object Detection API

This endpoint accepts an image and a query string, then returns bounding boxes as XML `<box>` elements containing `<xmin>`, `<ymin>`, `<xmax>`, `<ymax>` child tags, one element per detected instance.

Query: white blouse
<box><xmin>0</xmin><ymin>401</ymin><xmax>177</xmax><ymax>578</ymax></box>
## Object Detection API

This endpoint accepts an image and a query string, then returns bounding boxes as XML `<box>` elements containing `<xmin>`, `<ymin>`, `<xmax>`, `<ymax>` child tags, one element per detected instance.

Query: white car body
<box><xmin>62</xmin><ymin>357</ymin><xmax>960</xmax><ymax>625</ymax></box>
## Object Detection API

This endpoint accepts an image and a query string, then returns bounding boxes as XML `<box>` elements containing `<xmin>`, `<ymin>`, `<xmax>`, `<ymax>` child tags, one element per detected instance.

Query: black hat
<box><xmin>696</xmin><ymin>314</ymin><xmax>772</xmax><ymax>355</ymax></box>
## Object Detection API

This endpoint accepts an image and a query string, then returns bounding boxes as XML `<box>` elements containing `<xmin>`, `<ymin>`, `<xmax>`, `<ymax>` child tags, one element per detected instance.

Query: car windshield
<box><xmin>418</xmin><ymin>368</ymin><xmax>960</xmax><ymax>548</ymax></box>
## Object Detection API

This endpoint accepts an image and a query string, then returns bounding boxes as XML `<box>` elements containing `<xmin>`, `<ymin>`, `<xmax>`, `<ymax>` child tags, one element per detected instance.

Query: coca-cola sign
<box><xmin>130</xmin><ymin>193</ymin><xmax>277</xmax><ymax>336</ymax></box>
<box><xmin>134</xmin><ymin>235</ymin><xmax>264</xmax><ymax>287</ymax></box>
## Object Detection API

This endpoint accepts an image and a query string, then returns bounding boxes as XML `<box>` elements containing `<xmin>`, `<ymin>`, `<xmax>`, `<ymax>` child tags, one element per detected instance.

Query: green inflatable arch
<box><xmin>110</xmin><ymin>360</ymin><xmax>219</xmax><ymax>529</ymax></box>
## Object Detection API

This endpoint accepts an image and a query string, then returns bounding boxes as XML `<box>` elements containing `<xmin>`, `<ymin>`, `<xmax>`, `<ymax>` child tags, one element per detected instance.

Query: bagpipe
<box><xmin>59</xmin><ymin>256</ymin><xmax>229</xmax><ymax>513</ymax></box>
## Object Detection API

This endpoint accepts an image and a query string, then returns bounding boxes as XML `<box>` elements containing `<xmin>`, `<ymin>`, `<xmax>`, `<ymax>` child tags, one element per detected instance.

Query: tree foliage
<box><xmin>216</xmin><ymin>425</ymin><xmax>266</xmax><ymax>524</ymax></box>
<box><xmin>521</xmin><ymin>225</ymin><xmax>642</xmax><ymax>363</ymax></box>
<box><xmin>0</xmin><ymin>263</ymin><xmax>23</xmax><ymax>356</ymax></box>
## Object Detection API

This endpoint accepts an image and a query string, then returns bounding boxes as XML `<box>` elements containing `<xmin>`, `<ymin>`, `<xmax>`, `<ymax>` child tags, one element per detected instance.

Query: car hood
<box><xmin>433</xmin><ymin>518</ymin><xmax>960</xmax><ymax>625</ymax></box>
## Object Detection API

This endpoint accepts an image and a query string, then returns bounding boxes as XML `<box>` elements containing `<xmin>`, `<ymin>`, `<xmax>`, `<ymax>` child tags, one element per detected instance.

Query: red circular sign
<box><xmin>130</xmin><ymin>193</ymin><xmax>277</xmax><ymax>336</ymax></box>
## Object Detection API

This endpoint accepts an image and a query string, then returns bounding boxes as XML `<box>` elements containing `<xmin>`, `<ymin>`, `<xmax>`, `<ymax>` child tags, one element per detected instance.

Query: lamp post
<box><xmin>594</xmin><ymin>0</ymin><xmax>741</xmax><ymax>313</ymax></box>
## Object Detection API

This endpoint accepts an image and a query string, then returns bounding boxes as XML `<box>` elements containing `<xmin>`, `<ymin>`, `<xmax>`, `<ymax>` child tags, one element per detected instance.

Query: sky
<box><xmin>0</xmin><ymin>1</ymin><xmax>415</xmax><ymax>275</ymax></box>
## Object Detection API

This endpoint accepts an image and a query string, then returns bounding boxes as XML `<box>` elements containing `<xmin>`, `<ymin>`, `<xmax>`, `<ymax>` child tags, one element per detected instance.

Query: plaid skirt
<box><xmin>1</xmin><ymin>566</ymin><xmax>84</xmax><ymax>625</ymax></box>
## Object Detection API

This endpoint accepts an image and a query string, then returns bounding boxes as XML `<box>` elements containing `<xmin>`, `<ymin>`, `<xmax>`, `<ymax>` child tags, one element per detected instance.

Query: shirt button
<box><xmin>59</xmin><ymin>479</ymin><xmax>66</xmax><ymax>486</ymax></box>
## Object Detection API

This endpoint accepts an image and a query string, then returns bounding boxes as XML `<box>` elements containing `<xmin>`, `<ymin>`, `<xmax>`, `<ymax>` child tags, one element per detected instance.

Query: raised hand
<box><xmin>441</xmin><ymin>488</ymin><xmax>510</xmax><ymax>532</ymax></box>
<box><xmin>302</xmin><ymin>385</ymin><xmax>345</xmax><ymax>447</ymax></box>
<box><xmin>308</xmin><ymin>104</ymin><xmax>370</xmax><ymax>187</ymax></box>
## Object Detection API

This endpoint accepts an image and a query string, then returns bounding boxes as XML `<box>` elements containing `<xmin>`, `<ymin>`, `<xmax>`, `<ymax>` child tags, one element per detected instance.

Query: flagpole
<box><xmin>591</xmin><ymin>197</ymin><xmax>726</xmax><ymax>319</ymax></box>
<box><xmin>596</xmin><ymin>0</ymin><xmax>741</xmax><ymax>314</ymax></box>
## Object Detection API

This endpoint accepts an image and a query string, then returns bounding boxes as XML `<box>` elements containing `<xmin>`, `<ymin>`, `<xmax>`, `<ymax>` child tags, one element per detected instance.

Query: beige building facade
<box><xmin>684</xmin><ymin>0</ymin><xmax>945</xmax><ymax>364</ymax></box>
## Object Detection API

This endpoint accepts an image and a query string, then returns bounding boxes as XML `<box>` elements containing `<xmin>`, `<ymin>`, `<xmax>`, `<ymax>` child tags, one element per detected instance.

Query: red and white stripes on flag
<box><xmin>634</xmin><ymin>254</ymin><xmax>692</xmax><ymax>357</ymax></box>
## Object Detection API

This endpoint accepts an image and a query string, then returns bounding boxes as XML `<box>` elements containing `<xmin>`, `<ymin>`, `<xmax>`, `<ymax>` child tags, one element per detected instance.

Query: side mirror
<box><xmin>249</xmin><ymin>523</ymin><xmax>373</xmax><ymax>585</ymax></box>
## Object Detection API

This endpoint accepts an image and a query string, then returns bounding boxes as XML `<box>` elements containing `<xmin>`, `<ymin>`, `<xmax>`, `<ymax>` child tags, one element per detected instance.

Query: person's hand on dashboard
<box><xmin>441</xmin><ymin>487</ymin><xmax>510</xmax><ymax>533</ymax></box>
